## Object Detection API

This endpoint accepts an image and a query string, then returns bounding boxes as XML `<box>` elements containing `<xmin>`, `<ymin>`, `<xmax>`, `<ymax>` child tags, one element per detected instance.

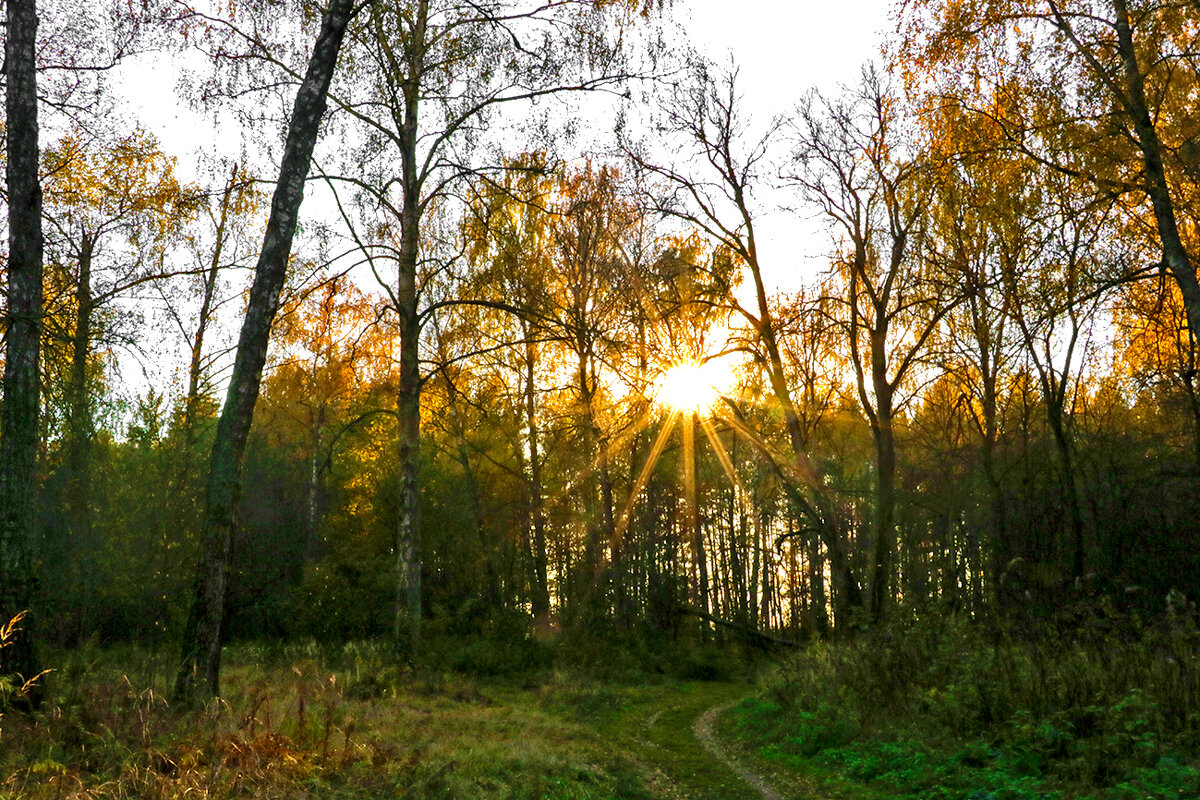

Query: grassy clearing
<box><xmin>721</xmin><ymin>605</ymin><xmax>1200</xmax><ymax>800</ymax></box>
<box><xmin>0</xmin><ymin>641</ymin><xmax>760</xmax><ymax>799</ymax></box>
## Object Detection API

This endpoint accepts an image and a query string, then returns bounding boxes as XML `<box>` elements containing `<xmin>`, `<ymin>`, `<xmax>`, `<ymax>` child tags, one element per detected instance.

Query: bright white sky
<box><xmin>679</xmin><ymin>0</ymin><xmax>896</xmax><ymax>290</ymax></box>
<box><xmin>682</xmin><ymin>1</ymin><xmax>893</xmax><ymax>97</ymax></box>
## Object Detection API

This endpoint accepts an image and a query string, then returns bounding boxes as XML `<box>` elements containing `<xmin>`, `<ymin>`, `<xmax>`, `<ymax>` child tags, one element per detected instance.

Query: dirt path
<box><xmin>692</xmin><ymin>701</ymin><xmax>784</xmax><ymax>800</ymax></box>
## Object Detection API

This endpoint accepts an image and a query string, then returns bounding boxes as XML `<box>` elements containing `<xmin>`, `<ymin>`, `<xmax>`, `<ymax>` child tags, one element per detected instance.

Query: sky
<box><xmin>678</xmin><ymin>0</ymin><xmax>896</xmax><ymax>290</ymax></box>
<box><xmin>682</xmin><ymin>1</ymin><xmax>893</xmax><ymax>98</ymax></box>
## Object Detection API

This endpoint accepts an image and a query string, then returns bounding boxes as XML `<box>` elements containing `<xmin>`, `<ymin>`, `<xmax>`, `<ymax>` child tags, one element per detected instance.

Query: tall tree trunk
<box><xmin>391</xmin><ymin>0</ymin><xmax>428</xmax><ymax>656</ymax></box>
<box><xmin>66</xmin><ymin>234</ymin><xmax>96</xmax><ymax>637</ymax></box>
<box><xmin>524</xmin><ymin>336</ymin><xmax>550</xmax><ymax>618</ymax></box>
<box><xmin>0</xmin><ymin>0</ymin><xmax>45</xmax><ymax>701</ymax></box>
<box><xmin>173</xmin><ymin>0</ymin><xmax>356</xmax><ymax>704</ymax></box>
<box><xmin>1047</xmin><ymin>403</ymin><xmax>1085</xmax><ymax>578</ymax></box>
<box><xmin>807</xmin><ymin>522</ymin><xmax>828</xmax><ymax>635</ymax></box>
<box><xmin>730</xmin><ymin>488</ymin><xmax>747</xmax><ymax>624</ymax></box>
<box><xmin>980</xmin><ymin>366</ymin><xmax>1012</xmax><ymax>605</ymax></box>
<box><xmin>869</xmin><ymin>384</ymin><xmax>897</xmax><ymax>621</ymax></box>
<box><xmin>67</xmin><ymin>234</ymin><xmax>95</xmax><ymax>494</ymax></box>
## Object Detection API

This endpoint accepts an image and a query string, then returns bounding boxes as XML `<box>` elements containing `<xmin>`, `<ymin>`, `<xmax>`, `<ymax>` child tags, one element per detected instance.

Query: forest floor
<box><xmin>0</xmin><ymin>643</ymin><xmax>823</xmax><ymax>800</ymax></box>
<box><xmin>19</xmin><ymin>639</ymin><xmax>1181</xmax><ymax>799</ymax></box>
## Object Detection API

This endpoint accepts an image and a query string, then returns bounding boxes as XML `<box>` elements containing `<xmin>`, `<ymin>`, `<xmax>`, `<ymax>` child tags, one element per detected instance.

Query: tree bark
<box><xmin>867</xmin><ymin>332</ymin><xmax>898</xmax><ymax>621</ymax></box>
<box><xmin>390</xmin><ymin>0</ymin><xmax>428</xmax><ymax>656</ymax></box>
<box><xmin>67</xmin><ymin>234</ymin><xmax>95</xmax><ymax>498</ymax></box>
<box><xmin>1046</xmin><ymin>400</ymin><xmax>1085</xmax><ymax>578</ymax></box>
<box><xmin>1110</xmin><ymin>0</ymin><xmax>1200</xmax><ymax>344</ymax></box>
<box><xmin>0</xmin><ymin>0</ymin><xmax>45</xmax><ymax>702</ymax></box>
<box><xmin>173</xmin><ymin>0</ymin><xmax>356</xmax><ymax>704</ymax></box>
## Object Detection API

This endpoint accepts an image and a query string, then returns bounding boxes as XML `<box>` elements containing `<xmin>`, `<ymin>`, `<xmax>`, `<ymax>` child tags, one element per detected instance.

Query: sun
<box><xmin>655</xmin><ymin>361</ymin><xmax>731</xmax><ymax>414</ymax></box>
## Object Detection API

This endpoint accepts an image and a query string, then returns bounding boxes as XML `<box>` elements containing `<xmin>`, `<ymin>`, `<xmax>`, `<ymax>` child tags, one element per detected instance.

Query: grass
<box><xmin>719</xmin><ymin>600</ymin><xmax>1200</xmax><ymax>800</ymax></box>
<box><xmin>17</xmin><ymin>604</ymin><xmax>1190</xmax><ymax>800</ymax></box>
<box><xmin>0</xmin><ymin>639</ymin><xmax>761</xmax><ymax>799</ymax></box>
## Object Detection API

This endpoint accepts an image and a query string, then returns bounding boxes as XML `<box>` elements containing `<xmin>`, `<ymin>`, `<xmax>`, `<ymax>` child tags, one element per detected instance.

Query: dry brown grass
<box><xmin>0</xmin><ymin>644</ymin><xmax>660</xmax><ymax>799</ymax></box>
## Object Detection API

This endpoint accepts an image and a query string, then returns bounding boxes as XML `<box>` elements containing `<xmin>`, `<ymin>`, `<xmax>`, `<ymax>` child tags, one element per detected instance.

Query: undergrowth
<box><xmin>730</xmin><ymin>593</ymin><xmax>1200</xmax><ymax>799</ymax></box>
<box><xmin>0</xmin><ymin>640</ymin><xmax>663</xmax><ymax>799</ymax></box>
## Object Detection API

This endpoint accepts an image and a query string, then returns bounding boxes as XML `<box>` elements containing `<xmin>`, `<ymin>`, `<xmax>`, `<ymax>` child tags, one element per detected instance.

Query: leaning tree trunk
<box><xmin>1111</xmin><ymin>0</ymin><xmax>1200</xmax><ymax>343</ymax></box>
<box><xmin>0</xmin><ymin>0</ymin><xmax>45</xmax><ymax>703</ymax></box>
<box><xmin>173</xmin><ymin>0</ymin><xmax>356</xmax><ymax>705</ymax></box>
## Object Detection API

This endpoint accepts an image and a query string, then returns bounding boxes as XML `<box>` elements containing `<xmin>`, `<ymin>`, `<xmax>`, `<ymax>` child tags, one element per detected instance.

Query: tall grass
<box><xmin>0</xmin><ymin>612</ymin><xmax>48</xmax><ymax>714</ymax></box>
<box><xmin>736</xmin><ymin>596</ymin><xmax>1200</xmax><ymax>798</ymax></box>
<box><xmin>0</xmin><ymin>639</ymin><xmax>654</xmax><ymax>799</ymax></box>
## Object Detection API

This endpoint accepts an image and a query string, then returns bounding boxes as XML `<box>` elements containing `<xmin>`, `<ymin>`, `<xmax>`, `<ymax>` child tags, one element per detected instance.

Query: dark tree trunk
<box><xmin>173</xmin><ymin>0</ymin><xmax>356</xmax><ymax>704</ymax></box>
<box><xmin>67</xmin><ymin>235</ymin><xmax>95</xmax><ymax>499</ymax></box>
<box><xmin>868</xmin><ymin>370</ymin><xmax>897</xmax><ymax>621</ymax></box>
<box><xmin>1111</xmin><ymin>0</ymin><xmax>1200</xmax><ymax>345</ymax></box>
<box><xmin>65</xmin><ymin>234</ymin><xmax>97</xmax><ymax>637</ymax></box>
<box><xmin>524</xmin><ymin>336</ymin><xmax>550</xmax><ymax>618</ymax></box>
<box><xmin>1047</xmin><ymin>403</ymin><xmax>1085</xmax><ymax>578</ymax></box>
<box><xmin>0</xmin><ymin>0</ymin><xmax>45</xmax><ymax>702</ymax></box>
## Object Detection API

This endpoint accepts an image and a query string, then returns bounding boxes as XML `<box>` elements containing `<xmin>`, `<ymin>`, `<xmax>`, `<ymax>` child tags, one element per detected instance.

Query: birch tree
<box><xmin>173</xmin><ymin>0</ymin><xmax>361</xmax><ymax>705</ymax></box>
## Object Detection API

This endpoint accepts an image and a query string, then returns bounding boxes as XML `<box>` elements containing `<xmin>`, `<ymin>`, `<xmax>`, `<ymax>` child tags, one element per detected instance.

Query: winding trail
<box><xmin>692</xmin><ymin>701</ymin><xmax>784</xmax><ymax>800</ymax></box>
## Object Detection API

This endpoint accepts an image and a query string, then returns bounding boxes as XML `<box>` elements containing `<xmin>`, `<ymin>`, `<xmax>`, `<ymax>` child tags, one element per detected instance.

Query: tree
<box><xmin>38</xmin><ymin>128</ymin><xmax>195</xmax><ymax>610</ymax></box>
<box><xmin>323</xmin><ymin>0</ymin><xmax>656</xmax><ymax>651</ymax></box>
<box><xmin>0</xmin><ymin>0</ymin><xmax>45</xmax><ymax>699</ymax></box>
<box><xmin>164</xmin><ymin>161</ymin><xmax>263</xmax><ymax>468</ymax></box>
<box><xmin>268</xmin><ymin>274</ymin><xmax>393</xmax><ymax>561</ymax></box>
<box><xmin>1004</xmin><ymin>171</ymin><xmax>1115</xmax><ymax>579</ymax></box>
<box><xmin>459</xmin><ymin>156</ymin><xmax>558</xmax><ymax>619</ymax></box>
<box><xmin>173</xmin><ymin>0</ymin><xmax>360</xmax><ymax>705</ymax></box>
<box><xmin>900</xmin><ymin>0</ymin><xmax>1200</xmax><ymax>368</ymax></box>
<box><xmin>920</xmin><ymin>102</ymin><xmax>1028</xmax><ymax>600</ymax></box>
<box><xmin>788</xmin><ymin>69</ymin><xmax>955</xmax><ymax>619</ymax></box>
<box><xmin>625</xmin><ymin>58</ymin><xmax>865</xmax><ymax>627</ymax></box>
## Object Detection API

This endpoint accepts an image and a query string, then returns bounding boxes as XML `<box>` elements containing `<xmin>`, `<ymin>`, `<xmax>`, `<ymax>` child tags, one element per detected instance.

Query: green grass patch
<box><xmin>721</xmin><ymin>607</ymin><xmax>1200</xmax><ymax>800</ymax></box>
